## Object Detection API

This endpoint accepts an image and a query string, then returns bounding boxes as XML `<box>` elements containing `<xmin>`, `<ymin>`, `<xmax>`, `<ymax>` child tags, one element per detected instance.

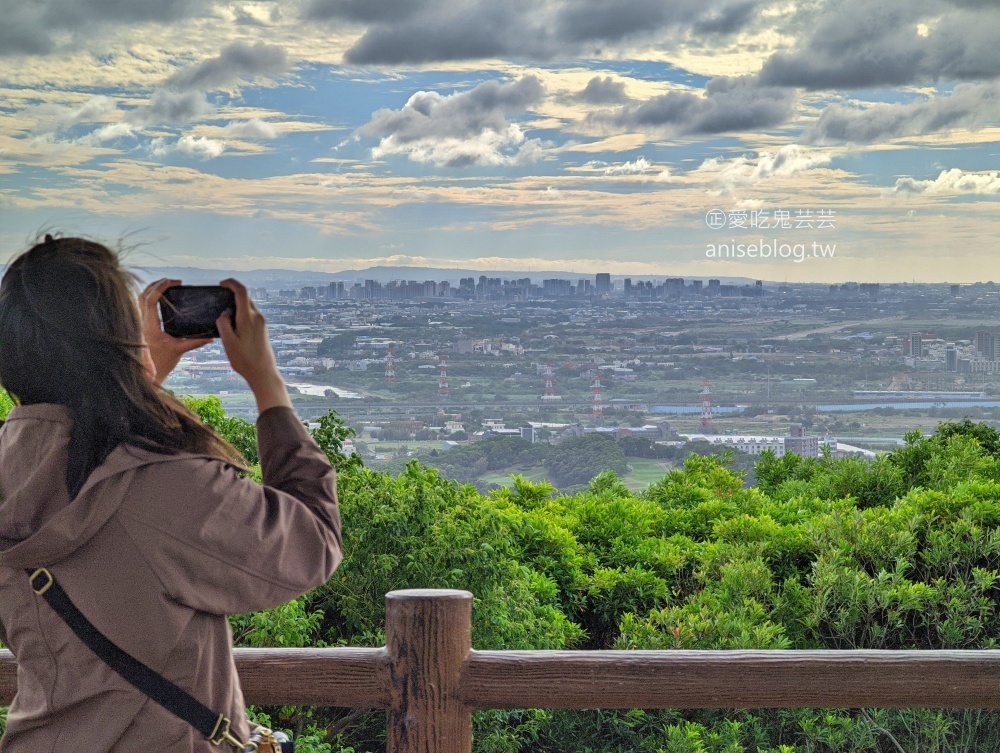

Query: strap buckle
<box><xmin>209</xmin><ymin>715</ymin><xmax>247</xmax><ymax>750</ymax></box>
<box><xmin>29</xmin><ymin>568</ymin><xmax>54</xmax><ymax>596</ymax></box>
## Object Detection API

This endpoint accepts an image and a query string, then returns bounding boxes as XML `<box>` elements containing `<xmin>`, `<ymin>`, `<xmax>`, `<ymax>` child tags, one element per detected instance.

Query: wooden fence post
<box><xmin>385</xmin><ymin>589</ymin><xmax>473</xmax><ymax>753</ymax></box>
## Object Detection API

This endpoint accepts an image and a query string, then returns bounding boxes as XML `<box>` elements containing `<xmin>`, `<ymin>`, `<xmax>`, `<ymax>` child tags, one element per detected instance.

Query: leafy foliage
<box><xmin>309</xmin><ymin>409</ymin><xmax>363</xmax><ymax>473</ymax></box>
<box><xmin>0</xmin><ymin>390</ymin><xmax>14</xmax><ymax>422</ymax></box>
<box><xmin>544</xmin><ymin>432</ymin><xmax>629</xmax><ymax>487</ymax></box>
<box><xmin>183</xmin><ymin>394</ymin><xmax>260</xmax><ymax>465</ymax></box>
<box><xmin>9</xmin><ymin>405</ymin><xmax>1000</xmax><ymax>751</ymax></box>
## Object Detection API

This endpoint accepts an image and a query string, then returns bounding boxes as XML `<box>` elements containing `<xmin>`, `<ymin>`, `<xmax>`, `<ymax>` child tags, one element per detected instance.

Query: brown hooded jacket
<box><xmin>0</xmin><ymin>403</ymin><xmax>342</xmax><ymax>752</ymax></box>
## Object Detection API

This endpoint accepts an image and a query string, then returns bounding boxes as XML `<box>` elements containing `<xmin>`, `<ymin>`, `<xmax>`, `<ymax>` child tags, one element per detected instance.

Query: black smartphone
<box><xmin>158</xmin><ymin>285</ymin><xmax>235</xmax><ymax>339</ymax></box>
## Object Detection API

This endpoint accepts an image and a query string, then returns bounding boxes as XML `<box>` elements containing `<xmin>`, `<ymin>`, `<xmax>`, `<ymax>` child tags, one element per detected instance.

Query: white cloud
<box><xmin>28</xmin><ymin>95</ymin><xmax>117</xmax><ymax>135</ymax></box>
<box><xmin>176</xmin><ymin>135</ymin><xmax>226</xmax><ymax>159</ymax></box>
<box><xmin>360</xmin><ymin>76</ymin><xmax>545</xmax><ymax>167</ymax></box>
<box><xmin>888</xmin><ymin>168</ymin><xmax>1000</xmax><ymax>197</ymax></box>
<box><xmin>695</xmin><ymin>145</ymin><xmax>834</xmax><ymax>192</ymax></box>
<box><xmin>76</xmin><ymin>122</ymin><xmax>136</xmax><ymax>146</ymax></box>
<box><xmin>603</xmin><ymin>156</ymin><xmax>652</xmax><ymax>175</ymax></box>
<box><xmin>223</xmin><ymin>118</ymin><xmax>279</xmax><ymax>139</ymax></box>
<box><xmin>747</xmin><ymin>146</ymin><xmax>833</xmax><ymax>179</ymax></box>
<box><xmin>512</xmin><ymin>137</ymin><xmax>545</xmax><ymax>165</ymax></box>
<box><xmin>68</xmin><ymin>95</ymin><xmax>117</xmax><ymax>125</ymax></box>
<box><xmin>149</xmin><ymin>135</ymin><xmax>226</xmax><ymax>160</ymax></box>
<box><xmin>148</xmin><ymin>138</ymin><xmax>171</xmax><ymax>157</ymax></box>
<box><xmin>372</xmin><ymin>124</ymin><xmax>542</xmax><ymax>167</ymax></box>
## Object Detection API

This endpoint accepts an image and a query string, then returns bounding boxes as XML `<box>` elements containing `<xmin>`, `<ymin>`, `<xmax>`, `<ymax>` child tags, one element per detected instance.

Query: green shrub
<box><xmin>12</xmin><ymin>405</ymin><xmax>1000</xmax><ymax>751</ymax></box>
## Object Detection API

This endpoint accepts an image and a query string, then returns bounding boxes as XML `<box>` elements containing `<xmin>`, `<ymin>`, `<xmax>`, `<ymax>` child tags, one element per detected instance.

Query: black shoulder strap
<box><xmin>26</xmin><ymin>567</ymin><xmax>247</xmax><ymax>751</ymax></box>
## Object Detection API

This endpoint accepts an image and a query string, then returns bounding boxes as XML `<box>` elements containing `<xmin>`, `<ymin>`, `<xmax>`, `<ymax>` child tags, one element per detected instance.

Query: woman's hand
<box><xmin>139</xmin><ymin>279</ymin><xmax>212</xmax><ymax>385</ymax></box>
<box><xmin>216</xmin><ymin>279</ymin><xmax>291</xmax><ymax>413</ymax></box>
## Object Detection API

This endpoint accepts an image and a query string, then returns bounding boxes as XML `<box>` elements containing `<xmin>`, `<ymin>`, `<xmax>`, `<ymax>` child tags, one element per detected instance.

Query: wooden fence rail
<box><xmin>5</xmin><ymin>589</ymin><xmax>1000</xmax><ymax>752</ymax></box>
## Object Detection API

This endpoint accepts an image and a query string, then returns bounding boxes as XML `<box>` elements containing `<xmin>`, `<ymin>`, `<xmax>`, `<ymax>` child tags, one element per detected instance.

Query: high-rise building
<box><xmin>595</xmin><ymin>273</ymin><xmax>611</xmax><ymax>294</ymax></box>
<box><xmin>700</xmin><ymin>379</ymin><xmax>713</xmax><ymax>433</ymax></box>
<box><xmin>976</xmin><ymin>331</ymin><xmax>995</xmax><ymax>360</ymax></box>
<box><xmin>945</xmin><ymin>347</ymin><xmax>959</xmax><ymax>372</ymax></box>
<box><xmin>542</xmin><ymin>279</ymin><xmax>569</xmax><ymax>296</ymax></box>
<box><xmin>909</xmin><ymin>332</ymin><xmax>923</xmax><ymax>358</ymax></box>
<box><xmin>784</xmin><ymin>424</ymin><xmax>819</xmax><ymax>458</ymax></box>
<box><xmin>665</xmin><ymin>278</ymin><xmax>684</xmax><ymax>296</ymax></box>
<box><xmin>438</xmin><ymin>355</ymin><xmax>450</xmax><ymax>399</ymax></box>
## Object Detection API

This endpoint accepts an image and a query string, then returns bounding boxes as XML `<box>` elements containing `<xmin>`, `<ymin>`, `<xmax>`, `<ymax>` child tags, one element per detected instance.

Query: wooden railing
<box><xmin>5</xmin><ymin>589</ymin><xmax>1000</xmax><ymax>752</ymax></box>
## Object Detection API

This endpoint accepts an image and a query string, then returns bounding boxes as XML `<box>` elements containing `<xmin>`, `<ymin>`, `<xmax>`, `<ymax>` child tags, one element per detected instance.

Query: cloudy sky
<box><xmin>2</xmin><ymin>0</ymin><xmax>999</xmax><ymax>282</ymax></box>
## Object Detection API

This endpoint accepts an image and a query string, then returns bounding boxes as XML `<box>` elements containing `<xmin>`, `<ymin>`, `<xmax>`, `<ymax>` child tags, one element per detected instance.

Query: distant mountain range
<box><xmin>135</xmin><ymin>264</ymin><xmax>764</xmax><ymax>289</ymax></box>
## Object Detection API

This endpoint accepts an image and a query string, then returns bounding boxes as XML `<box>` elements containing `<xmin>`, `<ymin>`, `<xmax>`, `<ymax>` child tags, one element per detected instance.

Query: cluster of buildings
<box><xmin>453</xmin><ymin>338</ymin><xmax>524</xmax><ymax>356</ymax></box>
<box><xmin>253</xmin><ymin>273</ymin><xmax>773</xmax><ymax>303</ymax></box>
<box><xmin>904</xmin><ymin>330</ymin><xmax>1000</xmax><ymax>374</ymax></box>
<box><xmin>623</xmin><ymin>278</ymin><xmax>763</xmax><ymax>299</ymax></box>
<box><xmin>440</xmin><ymin>418</ymin><xmax>679</xmax><ymax>449</ymax></box>
<box><xmin>682</xmin><ymin>424</ymin><xmax>820</xmax><ymax>458</ymax></box>
<box><xmin>440</xmin><ymin>420</ymin><xmax>873</xmax><ymax>461</ymax></box>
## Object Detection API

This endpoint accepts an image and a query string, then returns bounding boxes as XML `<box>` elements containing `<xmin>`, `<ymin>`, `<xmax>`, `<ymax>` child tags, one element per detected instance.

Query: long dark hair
<box><xmin>0</xmin><ymin>235</ymin><xmax>245</xmax><ymax>497</ymax></box>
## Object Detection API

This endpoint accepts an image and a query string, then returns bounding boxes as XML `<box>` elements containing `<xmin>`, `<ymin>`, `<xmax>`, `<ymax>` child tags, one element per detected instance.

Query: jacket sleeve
<box><xmin>120</xmin><ymin>406</ymin><xmax>342</xmax><ymax>616</ymax></box>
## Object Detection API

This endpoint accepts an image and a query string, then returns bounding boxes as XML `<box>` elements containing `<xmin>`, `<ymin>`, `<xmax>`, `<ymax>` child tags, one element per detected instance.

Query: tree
<box><xmin>184</xmin><ymin>395</ymin><xmax>260</xmax><ymax>465</ymax></box>
<box><xmin>317</xmin><ymin>334</ymin><xmax>355</xmax><ymax>357</ymax></box>
<box><xmin>545</xmin><ymin>433</ymin><xmax>628</xmax><ymax>487</ymax></box>
<box><xmin>311</xmin><ymin>409</ymin><xmax>364</xmax><ymax>472</ymax></box>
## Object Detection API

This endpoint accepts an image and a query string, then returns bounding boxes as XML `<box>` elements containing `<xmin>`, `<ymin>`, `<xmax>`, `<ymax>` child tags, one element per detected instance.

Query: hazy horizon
<box><xmin>131</xmin><ymin>261</ymin><xmax>993</xmax><ymax>288</ymax></box>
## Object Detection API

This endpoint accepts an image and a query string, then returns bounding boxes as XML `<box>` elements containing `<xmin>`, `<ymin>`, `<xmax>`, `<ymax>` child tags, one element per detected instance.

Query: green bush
<box><xmin>9</xmin><ymin>396</ymin><xmax>1000</xmax><ymax>752</ymax></box>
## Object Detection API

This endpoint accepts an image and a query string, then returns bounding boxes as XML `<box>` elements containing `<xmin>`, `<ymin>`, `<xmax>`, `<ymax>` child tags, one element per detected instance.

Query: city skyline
<box><xmin>138</xmin><ymin>263</ymin><xmax>999</xmax><ymax>290</ymax></box>
<box><xmin>2</xmin><ymin>0</ymin><xmax>999</xmax><ymax>282</ymax></box>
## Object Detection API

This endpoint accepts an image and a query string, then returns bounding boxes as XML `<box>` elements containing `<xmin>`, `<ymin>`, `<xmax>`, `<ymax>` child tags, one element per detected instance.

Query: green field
<box><xmin>478</xmin><ymin>467</ymin><xmax>549</xmax><ymax>488</ymax></box>
<box><xmin>476</xmin><ymin>459</ymin><xmax>673</xmax><ymax>492</ymax></box>
<box><xmin>622</xmin><ymin>459</ymin><xmax>674</xmax><ymax>490</ymax></box>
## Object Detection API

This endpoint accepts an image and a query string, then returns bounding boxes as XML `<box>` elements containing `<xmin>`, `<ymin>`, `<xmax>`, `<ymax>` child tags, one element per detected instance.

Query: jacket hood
<box><xmin>0</xmin><ymin>403</ymin><xmax>193</xmax><ymax>569</ymax></box>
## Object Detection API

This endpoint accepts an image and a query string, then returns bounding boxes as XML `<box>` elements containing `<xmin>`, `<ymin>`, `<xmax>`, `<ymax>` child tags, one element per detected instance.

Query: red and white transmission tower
<box><xmin>384</xmin><ymin>348</ymin><xmax>395</xmax><ymax>383</ymax></box>
<box><xmin>592</xmin><ymin>371</ymin><xmax>603</xmax><ymax>420</ymax></box>
<box><xmin>700</xmin><ymin>378</ymin><xmax>714</xmax><ymax>433</ymax></box>
<box><xmin>438</xmin><ymin>355</ymin><xmax>450</xmax><ymax>398</ymax></box>
<box><xmin>544</xmin><ymin>363</ymin><xmax>555</xmax><ymax>398</ymax></box>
